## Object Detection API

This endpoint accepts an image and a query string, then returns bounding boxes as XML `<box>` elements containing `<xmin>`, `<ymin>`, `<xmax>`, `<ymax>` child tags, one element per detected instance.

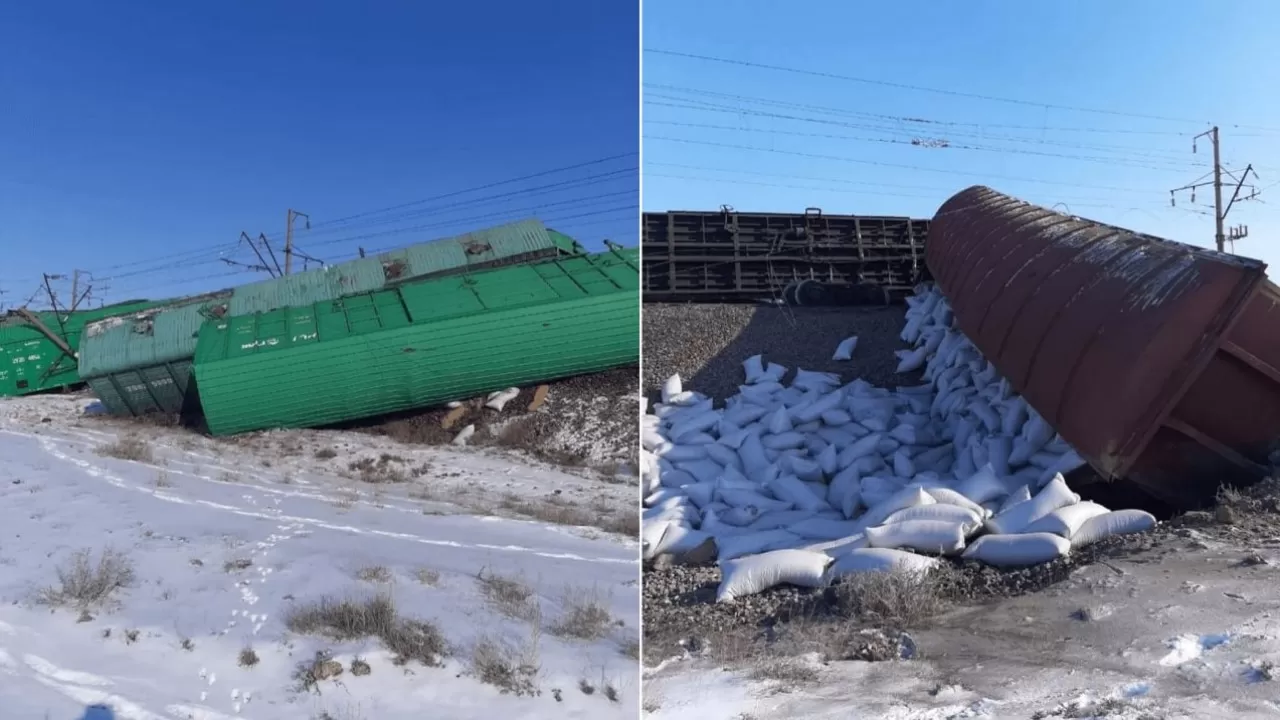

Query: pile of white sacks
<box><xmin>641</xmin><ymin>283</ymin><xmax>1157</xmax><ymax>603</ymax></box>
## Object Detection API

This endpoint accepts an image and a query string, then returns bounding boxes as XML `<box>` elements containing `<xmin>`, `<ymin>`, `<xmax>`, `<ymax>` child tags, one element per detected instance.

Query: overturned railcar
<box><xmin>193</xmin><ymin>245</ymin><xmax>639</xmax><ymax>436</ymax></box>
<box><xmin>78</xmin><ymin>219</ymin><xmax>581</xmax><ymax>418</ymax></box>
<box><xmin>642</xmin><ymin>208</ymin><xmax>930</xmax><ymax>302</ymax></box>
<box><xmin>0</xmin><ymin>300</ymin><xmax>162</xmax><ymax>398</ymax></box>
<box><xmin>927</xmin><ymin>186</ymin><xmax>1280</xmax><ymax>508</ymax></box>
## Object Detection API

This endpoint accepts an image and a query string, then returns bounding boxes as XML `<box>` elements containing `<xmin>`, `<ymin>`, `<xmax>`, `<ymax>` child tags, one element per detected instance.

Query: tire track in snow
<box><xmin>5</xmin><ymin>429</ymin><xmax>630</xmax><ymax>565</ymax></box>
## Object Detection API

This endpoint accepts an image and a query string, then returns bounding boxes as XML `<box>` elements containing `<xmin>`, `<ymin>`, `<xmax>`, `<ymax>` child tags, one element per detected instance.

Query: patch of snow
<box><xmin>0</xmin><ymin>395</ymin><xmax>639</xmax><ymax>719</ymax></box>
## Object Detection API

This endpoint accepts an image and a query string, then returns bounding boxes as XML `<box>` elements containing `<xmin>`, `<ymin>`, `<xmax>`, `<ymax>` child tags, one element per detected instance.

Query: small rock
<box><xmin>350</xmin><ymin>658</ymin><xmax>371</xmax><ymax>677</ymax></box>
<box><xmin>314</xmin><ymin>660</ymin><xmax>344</xmax><ymax>681</ymax></box>
<box><xmin>1216</xmin><ymin>506</ymin><xmax>1238</xmax><ymax>525</ymax></box>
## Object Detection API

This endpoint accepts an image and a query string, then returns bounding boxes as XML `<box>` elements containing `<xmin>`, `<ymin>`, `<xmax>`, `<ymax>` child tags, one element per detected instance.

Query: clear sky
<box><xmin>0</xmin><ymin>1</ymin><xmax>638</xmax><ymax>309</ymax></box>
<box><xmin>643</xmin><ymin>0</ymin><xmax>1280</xmax><ymax>275</ymax></box>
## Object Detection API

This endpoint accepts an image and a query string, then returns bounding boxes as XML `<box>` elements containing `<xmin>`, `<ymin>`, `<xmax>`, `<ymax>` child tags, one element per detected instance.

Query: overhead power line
<box><xmin>79</xmin><ymin>155</ymin><xmax>638</xmax><ymax>289</ymax></box>
<box><xmin>644</xmin><ymin>49</ymin><xmax>1235</xmax><ymax>128</ymax></box>
<box><xmin>645</xmin><ymin>83</ymin><xmax>1238</xmax><ymax>140</ymax></box>
<box><xmin>646</xmin><ymin>119</ymin><xmax>1200</xmax><ymax>173</ymax></box>
<box><xmin>87</xmin><ymin>153</ymin><xmax>639</xmax><ymax>278</ymax></box>
<box><xmin>645</xmin><ymin>135</ymin><xmax>1159</xmax><ymax>194</ymax></box>
<box><xmin>278</xmin><ymin>152</ymin><xmax>638</xmax><ymax>235</ymax></box>
<box><xmin>644</xmin><ymin>88</ymin><xmax>1218</xmax><ymax>162</ymax></box>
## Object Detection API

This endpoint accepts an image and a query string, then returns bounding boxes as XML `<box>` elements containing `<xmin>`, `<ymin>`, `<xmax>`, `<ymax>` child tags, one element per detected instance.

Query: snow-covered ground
<box><xmin>644</xmin><ymin>536</ymin><xmax>1280</xmax><ymax>719</ymax></box>
<box><xmin>0</xmin><ymin>395</ymin><xmax>640</xmax><ymax>720</ymax></box>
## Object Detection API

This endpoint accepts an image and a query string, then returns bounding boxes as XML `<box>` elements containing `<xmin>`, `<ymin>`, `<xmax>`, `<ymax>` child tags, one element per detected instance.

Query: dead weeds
<box><xmin>37</xmin><ymin>548</ymin><xmax>136</xmax><ymax>609</ymax></box>
<box><xmin>96</xmin><ymin>436</ymin><xmax>153</xmax><ymax>463</ymax></box>
<box><xmin>284</xmin><ymin>594</ymin><xmax>446</xmax><ymax>667</ymax></box>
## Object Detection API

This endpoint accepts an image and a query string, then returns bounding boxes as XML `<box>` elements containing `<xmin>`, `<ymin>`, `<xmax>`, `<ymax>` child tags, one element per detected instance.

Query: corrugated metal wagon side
<box><xmin>0</xmin><ymin>299</ymin><xmax>162</xmax><ymax>398</ymax></box>
<box><xmin>193</xmin><ymin>246</ymin><xmax>639</xmax><ymax>436</ymax></box>
<box><xmin>927</xmin><ymin>185</ymin><xmax>1278</xmax><ymax>507</ymax></box>
<box><xmin>77</xmin><ymin>219</ymin><xmax>574</xmax><ymax>418</ymax></box>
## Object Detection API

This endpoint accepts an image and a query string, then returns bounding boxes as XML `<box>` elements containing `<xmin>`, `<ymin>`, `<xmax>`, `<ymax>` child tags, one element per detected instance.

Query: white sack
<box><xmin>717</xmin><ymin>549</ymin><xmax>832</xmax><ymax>602</ymax></box>
<box><xmin>827</xmin><ymin>466</ymin><xmax>862</xmax><ymax>518</ymax></box>
<box><xmin>768</xmin><ymin>474</ymin><xmax>829</xmax><ymax>512</ymax></box>
<box><xmin>865</xmin><ymin>520</ymin><xmax>967</xmax><ymax>555</ymax></box>
<box><xmin>803</xmin><ymin>534</ymin><xmax>869</xmax><ymax>557</ymax></box>
<box><xmin>743</xmin><ymin>354</ymin><xmax>766</xmax><ymax>384</ymax></box>
<box><xmin>1022</xmin><ymin>501</ymin><xmax>1110</xmax><ymax>538</ymax></box>
<box><xmin>984</xmin><ymin>474</ymin><xmax>1080</xmax><ymax>535</ymax></box>
<box><xmin>925</xmin><ymin>487</ymin><xmax>990</xmax><ymax>517</ymax></box>
<box><xmin>661</xmin><ymin>374</ymin><xmax>683</xmax><ymax>404</ymax></box>
<box><xmin>883</xmin><ymin>503</ymin><xmax>984</xmax><ymax>535</ymax></box>
<box><xmin>485</xmin><ymin>387</ymin><xmax>521</xmax><ymax>411</ymax></box>
<box><xmin>833</xmin><ymin>335</ymin><xmax>859</xmax><ymax>361</ymax></box>
<box><xmin>452</xmin><ymin>424</ymin><xmax>476</xmax><ymax>446</ymax></box>
<box><xmin>957</xmin><ymin>464</ymin><xmax>1007</xmax><ymax>505</ymax></box>
<box><xmin>896</xmin><ymin>346</ymin><xmax>929</xmax><ymax>373</ymax></box>
<box><xmin>788</xmin><ymin>517</ymin><xmax>867</xmax><ymax>541</ymax></box>
<box><xmin>961</xmin><ymin>533</ymin><xmax>1071</xmax><ymax>567</ymax></box>
<box><xmin>717</xmin><ymin>529</ymin><xmax>803</xmax><ymax>562</ymax></box>
<box><xmin>747</xmin><ymin>509</ymin><xmax>820</xmax><ymax>532</ymax></box>
<box><xmin>827</xmin><ymin>548</ymin><xmax>939</xmax><ymax>579</ymax></box>
<box><xmin>652</xmin><ymin>524</ymin><xmax>713</xmax><ymax>557</ymax></box>
<box><xmin>859</xmin><ymin>486</ymin><xmax>936</xmax><ymax>528</ymax></box>
<box><xmin>1071</xmin><ymin>510</ymin><xmax>1157</xmax><ymax>547</ymax></box>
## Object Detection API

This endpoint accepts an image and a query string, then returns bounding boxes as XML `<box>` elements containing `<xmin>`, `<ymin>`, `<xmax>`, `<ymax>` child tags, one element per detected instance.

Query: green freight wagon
<box><xmin>78</xmin><ymin>219</ymin><xmax>581</xmax><ymax>417</ymax></box>
<box><xmin>192</xmin><ymin>245</ymin><xmax>638</xmax><ymax>436</ymax></box>
<box><xmin>0</xmin><ymin>299</ymin><xmax>164</xmax><ymax>398</ymax></box>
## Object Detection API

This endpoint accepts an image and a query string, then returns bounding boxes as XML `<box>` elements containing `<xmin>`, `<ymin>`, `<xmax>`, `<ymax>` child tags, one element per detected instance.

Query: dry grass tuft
<box><xmin>37</xmin><ymin>548</ymin><xmax>135</xmax><ymax>609</ymax></box>
<box><xmin>549</xmin><ymin>588</ymin><xmax>614</xmax><ymax>640</ymax></box>
<box><xmin>356</xmin><ymin>566</ymin><xmax>392</xmax><ymax>583</ymax></box>
<box><xmin>96</xmin><ymin>436</ymin><xmax>153</xmax><ymax>463</ymax></box>
<box><xmin>498</xmin><ymin>494</ymin><xmax>635</xmax><ymax>536</ymax></box>
<box><xmin>471</xmin><ymin>631</ymin><xmax>541</xmax><ymax>697</ymax></box>
<box><xmin>348</xmin><ymin>456</ymin><xmax>408</xmax><ymax>484</ymax></box>
<box><xmin>284</xmin><ymin>594</ymin><xmax>446</xmax><ymax>667</ymax></box>
<box><xmin>239</xmin><ymin>647</ymin><xmax>260</xmax><ymax>667</ymax></box>
<box><xmin>750</xmin><ymin>657</ymin><xmax>821</xmax><ymax>685</ymax></box>
<box><xmin>475</xmin><ymin>568</ymin><xmax>540</xmax><ymax>621</ymax></box>
<box><xmin>830</xmin><ymin>567</ymin><xmax>955</xmax><ymax>629</ymax></box>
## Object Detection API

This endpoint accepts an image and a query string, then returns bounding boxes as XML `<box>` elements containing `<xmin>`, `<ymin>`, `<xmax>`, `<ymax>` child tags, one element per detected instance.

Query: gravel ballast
<box><xmin>642</xmin><ymin>304</ymin><xmax>908</xmax><ymax>403</ymax></box>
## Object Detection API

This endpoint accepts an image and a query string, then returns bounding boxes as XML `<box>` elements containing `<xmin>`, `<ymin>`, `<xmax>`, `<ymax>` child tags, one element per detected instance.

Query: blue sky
<box><xmin>643</xmin><ymin>0</ymin><xmax>1280</xmax><ymax>274</ymax></box>
<box><xmin>0</xmin><ymin>1</ymin><xmax>638</xmax><ymax>309</ymax></box>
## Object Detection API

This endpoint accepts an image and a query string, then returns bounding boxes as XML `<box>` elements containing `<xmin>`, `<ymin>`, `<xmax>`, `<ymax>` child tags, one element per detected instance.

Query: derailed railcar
<box><xmin>192</xmin><ymin>245</ymin><xmax>639</xmax><ymax>436</ymax></box>
<box><xmin>642</xmin><ymin>208</ymin><xmax>930</xmax><ymax>302</ymax></box>
<box><xmin>0</xmin><ymin>299</ymin><xmax>162</xmax><ymax>398</ymax></box>
<box><xmin>926</xmin><ymin>185</ymin><xmax>1280</xmax><ymax>508</ymax></box>
<box><xmin>78</xmin><ymin>219</ymin><xmax>582</xmax><ymax>418</ymax></box>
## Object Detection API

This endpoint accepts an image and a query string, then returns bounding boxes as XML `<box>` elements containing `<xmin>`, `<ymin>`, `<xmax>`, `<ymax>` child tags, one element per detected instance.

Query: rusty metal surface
<box><xmin>927</xmin><ymin>186</ymin><xmax>1275</xmax><ymax>506</ymax></box>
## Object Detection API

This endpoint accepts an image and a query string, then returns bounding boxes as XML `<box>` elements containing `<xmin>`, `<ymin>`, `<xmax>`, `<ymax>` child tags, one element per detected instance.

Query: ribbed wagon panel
<box><xmin>193</xmin><ymin>248</ymin><xmax>638</xmax><ymax>436</ymax></box>
<box><xmin>0</xmin><ymin>299</ymin><xmax>163</xmax><ymax>397</ymax></box>
<box><xmin>77</xmin><ymin>219</ymin><xmax>572</xmax><ymax>417</ymax></box>
<box><xmin>926</xmin><ymin>186</ymin><xmax>1275</xmax><ymax>507</ymax></box>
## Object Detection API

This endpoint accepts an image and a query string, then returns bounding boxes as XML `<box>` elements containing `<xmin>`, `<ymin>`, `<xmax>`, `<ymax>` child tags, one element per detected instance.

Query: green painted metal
<box><xmin>0</xmin><ymin>300</ymin><xmax>163</xmax><ymax>398</ymax></box>
<box><xmin>193</xmin><ymin>246</ymin><xmax>638</xmax><ymax>435</ymax></box>
<box><xmin>78</xmin><ymin>291</ymin><xmax>233</xmax><ymax>415</ymax></box>
<box><xmin>78</xmin><ymin>219</ymin><xmax>573</xmax><ymax>416</ymax></box>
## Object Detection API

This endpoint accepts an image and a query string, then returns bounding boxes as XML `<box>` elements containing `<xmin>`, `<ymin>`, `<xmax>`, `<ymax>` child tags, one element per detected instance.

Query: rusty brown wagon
<box><xmin>927</xmin><ymin>186</ymin><xmax>1280</xmax><ymax>508</ymax></box>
